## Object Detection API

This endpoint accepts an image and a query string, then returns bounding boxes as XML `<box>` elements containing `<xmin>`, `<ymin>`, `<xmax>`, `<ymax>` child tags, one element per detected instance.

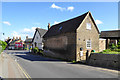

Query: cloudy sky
<box><xmin>1</xmin><ymin>2</ymin><xmax>118</xmax><ymax>40</ymax></box>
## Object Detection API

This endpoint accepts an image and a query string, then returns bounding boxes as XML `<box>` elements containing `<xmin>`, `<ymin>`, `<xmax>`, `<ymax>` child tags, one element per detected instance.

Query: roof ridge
<box><xmin>51</xmin><ymin>11</ymin><xmax>89</xmax><ymax>27</ymax></box>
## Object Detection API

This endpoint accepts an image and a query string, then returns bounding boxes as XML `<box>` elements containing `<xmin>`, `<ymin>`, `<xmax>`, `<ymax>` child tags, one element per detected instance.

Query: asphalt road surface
<box><xmin>4</xmin><ymin>50</ymin><xmax>119</xmax><ymax>78</ymax></box>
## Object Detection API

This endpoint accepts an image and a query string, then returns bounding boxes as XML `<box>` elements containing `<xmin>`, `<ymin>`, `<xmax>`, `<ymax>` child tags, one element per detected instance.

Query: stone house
<box><xmin>43</xmin><ymin>11</ymin><xmax>99</xmax><ymax>61</ymax></box>
<box><xmin>32</xmin><ymin>28</ymin><xmax>47</xmax><ymax>50</ymax></box>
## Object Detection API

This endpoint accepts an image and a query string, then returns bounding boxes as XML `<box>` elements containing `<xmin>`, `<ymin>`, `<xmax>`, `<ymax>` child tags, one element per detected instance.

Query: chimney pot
<box><xmin>48</xmin><ymin>23</ymin><xmax>50</xmax><ymax>30</ymax></box>
<box><xmin>19</xmin><ymin>37</ymin><xmax>21</xmax><ymax>40</ymax></box>
<box><xmin>16</xmin><ymin>37</ymin><xmax>18</xmax><ymax>40</ymax></box>
<box><xmin>26</xmin><ymin>36</ymin><xmax>28</xmax><ymax>39</ymax></box>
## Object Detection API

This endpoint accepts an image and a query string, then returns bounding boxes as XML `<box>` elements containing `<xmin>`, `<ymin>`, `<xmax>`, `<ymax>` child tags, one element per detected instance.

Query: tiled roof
<box><xmin>100</xmin><ymin>30</ymin><xmax>120</xmax><ymax>38</ymax></box>
<box><xmin>43</xmin><ymin>12</ymin><xmax>89</xmax><ymax>38</ymax></box>
<box><xmin>32</xmin><ymin>28</ymin><xmax>47</xmax><ymax>42</ymax></box>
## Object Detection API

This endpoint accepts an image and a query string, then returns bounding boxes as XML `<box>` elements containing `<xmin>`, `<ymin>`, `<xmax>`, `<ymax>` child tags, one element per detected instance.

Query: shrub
<box><xmin>103</xmin><ymin>49</ymin><xmax>111</xmax><ymax>52</ymax></box>
<box><xmin>33</xmin><ymin>47</ymin><xmax>39</xmax><ymax>54</ymax></box>
<box><xmin>0</xmin><ymin>40</ymin><xmax>7</xmax><ymax>51</ymax></box>
<box><xmin>115</xmin><ymin>49</ymin><xmax>120</xmax><ymax>52</ymax></box>
<box><xmin>116</xmin><ymin>40</ymin><xmax>120</xmax><ymax>49</ymax></box>
<box><xmin>39</xmin><ymin>50</ymin><xmax>43</xmax><ymax>53</ymax></box>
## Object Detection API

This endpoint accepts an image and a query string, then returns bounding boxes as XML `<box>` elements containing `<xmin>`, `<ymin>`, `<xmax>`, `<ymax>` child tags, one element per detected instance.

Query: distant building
<box><xmin>8</xmin><ymin>37</ymin><xmax>24</xmax><ymax>50</ymax></box>
<box><xmin>100</xmin><ymin>30</ymin><xmax>120</xmax><ymax>49</ymax></box>
<box><xmin>32</xmin><ymin>28</ymin><xmax>47</xmax><ymax>50</ymax></box>
<box><xmin>24</xmin><ymin>36</ymin><xmax>32</xmax><ymax>50</ymax></box>
<box><xmin>43</xmin><ymin>11</ymin><xmax>99</xmax><ymax>61</ymax></box>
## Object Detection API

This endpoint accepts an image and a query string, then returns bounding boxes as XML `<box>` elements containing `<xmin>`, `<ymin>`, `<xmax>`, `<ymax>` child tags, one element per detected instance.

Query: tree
<box><xmin>0</xmin><ymin>40</ymin><xmax>7</xmax><ymax>51</ymax></box>
<box><xmin>116</xmin><ymin>40</ymin><xmax>120</xmax><ymax>49</ymax></box>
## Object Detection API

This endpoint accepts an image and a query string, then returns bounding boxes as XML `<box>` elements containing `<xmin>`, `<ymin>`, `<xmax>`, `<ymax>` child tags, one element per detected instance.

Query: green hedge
<box><xmin>0</xmin><ymin>46</ymin><xmax>2</xmax><ymax>54</ymax></box>
<box><xmin>33</xmin><ymin>47</ymin><xmax>39</xmax><ymax>54</ymax></box>
<box><xmin>0</xmin><ymin>40</ymin><xmax>7</xmax><ymax>51</ymax></box>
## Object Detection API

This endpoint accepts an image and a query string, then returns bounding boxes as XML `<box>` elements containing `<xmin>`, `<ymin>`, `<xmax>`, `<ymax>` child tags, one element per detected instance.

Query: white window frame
<box><xmin>86</xmin><ymin>23</ymin><xmax>91</xmax><ymax>30</ymax></box>
<box><xmin>86</xmin><ymin>40</ymin><xmax>91</xmax><ymax>49</ymax></box>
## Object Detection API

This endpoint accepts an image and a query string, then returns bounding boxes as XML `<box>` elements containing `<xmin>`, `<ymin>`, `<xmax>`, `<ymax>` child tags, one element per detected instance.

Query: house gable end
<box><xmin>77</xmin><ymin>11</ymin><xmax>99</xmax><ymax>34</ymax></box>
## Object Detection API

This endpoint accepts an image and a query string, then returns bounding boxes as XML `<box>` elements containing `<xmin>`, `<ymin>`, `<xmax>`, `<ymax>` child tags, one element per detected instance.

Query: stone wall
<box><xmin>88</xmin><ymin>53</ymin><xmax>120</xmax><ymax>69</ymax></box>
<box><xmin>99</xmin><ymin>39</ymin><xmax>106</xmax><ymax>52</ymax></box>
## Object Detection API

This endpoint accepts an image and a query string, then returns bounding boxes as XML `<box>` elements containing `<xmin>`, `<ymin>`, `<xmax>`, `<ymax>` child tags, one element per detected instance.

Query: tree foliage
<box><xmin>0</xmin><ymin>40</ymin><xmax>7</xmax><ymax>50</ymax></box>
<box><xmin>116</xmin><ymin>40</ymin><xmax>120</xmax><ymax>49</ymax></box>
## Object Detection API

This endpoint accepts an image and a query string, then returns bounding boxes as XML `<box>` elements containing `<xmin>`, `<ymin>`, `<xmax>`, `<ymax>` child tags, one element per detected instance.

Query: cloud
<box><xmin>67</xmin><ymin>6</ymin><xmax>74</xmax><ymax>11</ymax></box>
<box><xmin>12</xmin><ymin>31</ymin><xmax>21</xmax><ymax>37</ymax></box>
<box><xmin>95</xmin><ymin>20</ymin><xmax>103</xmax><ymax>25</ymax></box>
<box><xmin>51</xmin><ymin>3</ymin><xmax>75</xmax><ymax>12</ymax></box>
<box><xmin>23</xmin><ymin>28</ymin><xmax>31</xmax><ymax>32</ymax></box>
<box><xmin>51</xmin><ymin>3</ymin><xmax>65</xmax><ymax>11</ymax></box>
<box><xmin>3</xmin><ymin>21</ymin><xmax>11</xmax><ymax>26</ymax></box>
<box><xmin>21</xmin><ymin>27</ymin><xmax>39</xmax><ymax>35</ymax></box>
<box><xmin>54</xmin><ymin>21</ymin><xmax>60</xmax><ymax>25</ymax></box>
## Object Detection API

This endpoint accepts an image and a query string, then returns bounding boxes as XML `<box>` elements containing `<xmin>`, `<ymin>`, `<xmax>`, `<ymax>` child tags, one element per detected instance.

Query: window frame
<box><xmin>86</xmin><ymin>40</ymin><xmax>91</xmax><ymax>49</ymax></box>
<box><xmin>86</xmin><ymin>23</ymin><xmax>91</xmax><ymax>30</ymax></box>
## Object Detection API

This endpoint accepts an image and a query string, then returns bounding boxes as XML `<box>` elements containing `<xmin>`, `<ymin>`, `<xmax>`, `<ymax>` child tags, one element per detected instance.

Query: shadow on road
<box><xmin>68</xmin><ymin>61</ymin><xmax>119</xmax><ymax>71</ymax></box>
<box><xmin>14</xmin><ymin>52</ymin><xmax>63</xmax><ymax>62</ymax></box>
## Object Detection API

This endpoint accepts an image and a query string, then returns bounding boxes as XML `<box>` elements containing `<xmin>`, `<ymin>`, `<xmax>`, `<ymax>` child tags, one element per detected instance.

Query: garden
<box><xmin>31</xmin><ymin>47</ymin><xmax>44</xmax><ymax>55</ymax></box>
<box><xmin>98</xmin><ymin>40</ymin><xmax>120</xmax><ymax>54</ymax></box>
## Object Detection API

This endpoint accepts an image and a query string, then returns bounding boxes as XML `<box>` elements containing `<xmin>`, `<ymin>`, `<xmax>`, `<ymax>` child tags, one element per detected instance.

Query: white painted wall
<box><xmin>32</xmin><ymin>31</ymin><xmax>43</xmax><ymax>50</ymax></box>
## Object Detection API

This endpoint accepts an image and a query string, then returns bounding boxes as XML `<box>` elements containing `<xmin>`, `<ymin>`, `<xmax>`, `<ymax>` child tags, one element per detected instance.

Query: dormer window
<box><xmin>58</xmin><ymin>26</ymin><xmax>62</xmax><ymax>32</ymax></box>
<box><xmin>86</xmin><ymin>23</ymin><xmax>91</xmax><ymax>30</ymax></box>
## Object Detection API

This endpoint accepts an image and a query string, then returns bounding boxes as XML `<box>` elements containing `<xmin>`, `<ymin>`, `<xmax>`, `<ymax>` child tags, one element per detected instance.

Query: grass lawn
<box><xmin>99</xmin><ymin>51</ymin><xmax>120</xmax><ymax>54</ymax></box>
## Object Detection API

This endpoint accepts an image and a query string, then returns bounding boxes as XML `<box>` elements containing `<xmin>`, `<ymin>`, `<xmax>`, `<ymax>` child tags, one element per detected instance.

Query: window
<box><xmin>86</xmin><ymin>40</ymin><xmax>91</xmax><ymax>49</ymax></box>
<box><xmin>37</xmin><ymin>36</ymin><xmax>38</xmax><ymax>39</ymax></box>
<box><xmin>58</xmin><ymin>26</ymin><xmax>62</xmax><ymax>32</ymax></box>
<box><xmin>86</xmin><ymin>23</ymin><xmax>91</xmax><ymax>30</ymax></box>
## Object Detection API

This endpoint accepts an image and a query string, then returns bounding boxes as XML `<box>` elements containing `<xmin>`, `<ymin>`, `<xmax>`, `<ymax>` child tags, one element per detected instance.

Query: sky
<box><xmin>0</xmin><ymin>2</ymin><xmax>118</xmax><ymax>41</ymax></box>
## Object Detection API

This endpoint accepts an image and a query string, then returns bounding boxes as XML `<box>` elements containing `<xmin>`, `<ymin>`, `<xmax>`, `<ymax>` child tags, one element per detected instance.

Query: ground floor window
<box><xmin>86</xmin><ymin>40</ymin><xmax>91</xmax><ymax>49</ymax></box>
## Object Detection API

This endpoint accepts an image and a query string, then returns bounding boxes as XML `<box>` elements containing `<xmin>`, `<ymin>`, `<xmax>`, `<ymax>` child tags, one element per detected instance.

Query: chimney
<box><xmin>48</xmin><ymin>23</ymin><xmax>50</xmax><ymax>30</ymax></box>
<box><xmin>16</xmin><ymin>37</ymin><xmax>18</xmax><ymax>40</ymax></box>
<box><xmin>8</xmin><ymin>37</ymin><xmax>10</xmax><ymax>40</ymax></box>
<box><xmin>13</xmin><ymin>37</ymin><xmax>15</xmax><ymax>40</ymax></box>
<box><xmin>19</xmin><ymin>37</ymin><xmax>21</xmax><ymax>40</ymax></box>
<box><xmin>26</xmin><ymin>36</ymin><xmax>28</xmax><ymax>39</ymax></box>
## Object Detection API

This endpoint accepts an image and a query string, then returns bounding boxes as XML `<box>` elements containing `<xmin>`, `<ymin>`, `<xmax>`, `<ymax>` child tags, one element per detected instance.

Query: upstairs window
<box><xmin>58</xmin><ymin>26</ymin><xmax>62</xmax><ymax>32</ymax></box>
<box><xmin>86</xmin><ymin>40</ymin><xmax>91</xmax><ymax>49</ymax></box>
<box><xmin>86</xmin><ymin>23</ymin><xmax>91</xmax><ymax>30</ymax></box>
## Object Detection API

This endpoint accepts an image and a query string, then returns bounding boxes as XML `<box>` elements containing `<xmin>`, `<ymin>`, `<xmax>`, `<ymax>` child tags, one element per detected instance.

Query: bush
<box><xmin>115</xmin><ymin>49</ymin><xmax>120</xmax><ymax>52</ymax></box>
<box><xmin>39</xmin><ymin>49</ymin><xmax>43</xmax><ymax>53</ymax></box>
<box><xmin>103</xmin><ymin>49</ymin><xmax>111</xmax><ymax>52</ymax></box>
<box><xmin>33</xmin><ymin>47</ymin><xmax>39</xmax><ymax>54</ymax></box>
<box><xmin>0</xmin><ymin>40</ymin><xmax>7</xmax><ymax>51</ymax></box>
<box><xmin>0</xmin><ymin>46</ymin><xmax>2</xmax><ymax>54</ymax></box>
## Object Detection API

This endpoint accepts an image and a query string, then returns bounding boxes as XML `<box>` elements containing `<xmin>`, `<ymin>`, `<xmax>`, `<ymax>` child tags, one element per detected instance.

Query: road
<box><xmin>4</xmin><ymin>50</ymin><xmax>119</xmax><ymax>78</ymax></box>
